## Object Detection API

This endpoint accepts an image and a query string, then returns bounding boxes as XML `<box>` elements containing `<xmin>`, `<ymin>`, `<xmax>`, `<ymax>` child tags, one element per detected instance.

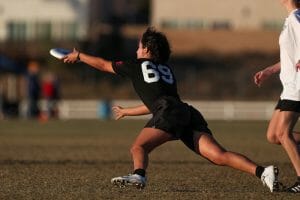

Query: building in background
<box><xmin>89</xmin><ymin>0</ymin><xmax>149</xmax><ymax>25</ymax></box>
<box><xmin>88</xmin><ymin>0</ymin><xmax>149</xmax><ymax>41</ymax></box>
<box><xmin>151</xmin><ymin>0</ymin><xmax>286</xmax><ymax>30</ymax></box>
<box><xmin>0</xmin><ymin>0</ymin><xmax>89</xmax><ymax>42</ymax></box>
<box><xmin>0</xmin><ymin>0</ymin><xmax>288</xmax><ymax>113</ymax></box>
<box><xmin>0</xmin><ymin>0</ymin><xmax>288</xmax><ymax>41</ymax></box>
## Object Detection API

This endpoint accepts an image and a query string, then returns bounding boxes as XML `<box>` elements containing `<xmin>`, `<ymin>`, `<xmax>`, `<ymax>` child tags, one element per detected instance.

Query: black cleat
<box><xmin>286</xmin><ymin>181</ymin><xmax>300</xmax><ymax>193</ymax></box>
<box><xmin>272</xmin><ymin>166</ymin><xmax>280</xmax><ymax>192</ymax></box>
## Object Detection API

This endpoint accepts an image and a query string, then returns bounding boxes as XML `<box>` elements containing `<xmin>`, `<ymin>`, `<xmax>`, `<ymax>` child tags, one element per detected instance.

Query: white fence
<box><xmin>20</xmin><ymin>100</ymin><xmax>277</xmax><ymax>120</ymax></box>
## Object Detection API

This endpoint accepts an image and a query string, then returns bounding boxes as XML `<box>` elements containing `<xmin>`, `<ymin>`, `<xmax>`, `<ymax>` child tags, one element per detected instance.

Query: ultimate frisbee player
<box><xmin>254</xmin><ymin>0</ymin><xmax>300</xmax><ymax>193</ymax></box>
<box><xmin>63</xmin><ymin>27</ymin><xmax>278</xmax><ymax>192</ymax></box>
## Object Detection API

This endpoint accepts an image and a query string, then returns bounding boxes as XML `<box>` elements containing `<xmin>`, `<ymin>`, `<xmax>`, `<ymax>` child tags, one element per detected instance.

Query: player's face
<box><xmin>136</xmin><ymin>41</ymin><xmax>151</xmax><ymax>59</ymax></box>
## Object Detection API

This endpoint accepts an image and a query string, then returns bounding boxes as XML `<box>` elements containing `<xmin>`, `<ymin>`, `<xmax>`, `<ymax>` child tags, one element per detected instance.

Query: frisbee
<box><xmin>50</xmin><ymin>48</ymin><xmax>72</xmax><ymax>60</ymax></box>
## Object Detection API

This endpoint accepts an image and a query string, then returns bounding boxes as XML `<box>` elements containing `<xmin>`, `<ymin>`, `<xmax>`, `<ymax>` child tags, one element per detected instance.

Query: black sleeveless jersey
<box><xmin>112</xmin><ymin>58</ymin><xmax>180</xmax><ymax>112</ymax></box>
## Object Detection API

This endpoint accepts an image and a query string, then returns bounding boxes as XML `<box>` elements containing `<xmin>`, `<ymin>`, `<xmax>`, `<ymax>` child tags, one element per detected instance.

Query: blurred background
<box><xmin>0</xmin><ymin>0</ymin><xmax>286</xmax><ymax>120</ymax></box>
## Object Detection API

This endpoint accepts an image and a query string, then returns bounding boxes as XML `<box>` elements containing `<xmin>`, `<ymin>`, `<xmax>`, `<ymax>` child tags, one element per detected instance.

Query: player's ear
<box><xmin>146</xmin><ymin>48</ymin><xmax>152</xmax><ymax>58</ymax></box>
<box><xmin>142</xmin><ymin>47</ymin><xmax>147</xmax><ymax>52</ymax></box>
<box><xmin>143</xmin><ymin>47</ymin><xmax>150</xmax><ymax>54</ymax></box>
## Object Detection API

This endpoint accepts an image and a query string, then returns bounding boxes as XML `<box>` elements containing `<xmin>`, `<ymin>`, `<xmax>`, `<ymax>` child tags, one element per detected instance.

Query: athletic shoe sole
<box><xmin>111</xmin><ymin>178</ymin><xmax>145</xmax><ymax>189</ymax></box>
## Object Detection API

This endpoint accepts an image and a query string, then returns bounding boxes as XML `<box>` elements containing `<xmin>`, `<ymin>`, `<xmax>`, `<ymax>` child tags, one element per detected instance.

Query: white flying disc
<box><xmin>50</xmin><ymin>48</ymin><xmax>72</xmax><ymax>59</ymax></box>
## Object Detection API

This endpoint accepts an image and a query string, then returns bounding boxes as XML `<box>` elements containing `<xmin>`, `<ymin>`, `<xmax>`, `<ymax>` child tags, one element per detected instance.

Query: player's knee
<box><xmin>130</xmin><ymin>144</ymin><xmax>148</xmax><ymax>155</ymax></box>
<box><xmin>130</xmin><ymin>145</ymin><xmax>142</xmax><ymax>155</ymax></box>
<box><xmin>266</xmin><ymin>133</ymin><xmax>280</xmax><ymax>144</ymax></box>
<box><xmin>276</xmin><ymin>131</ymin><xmax>291</xmax><ymax>143</ymax></box>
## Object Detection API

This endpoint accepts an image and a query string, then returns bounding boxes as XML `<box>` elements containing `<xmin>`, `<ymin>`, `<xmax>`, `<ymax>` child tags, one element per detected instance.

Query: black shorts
<box><xmin>275</xmin><ymin>99</ymin><xmax>300</xmax><ymax>113</ymax></box>
<box><xmin>145</xmin><ymin>96</ymin><xmax>212</xmax><ymax>152</ymax></box>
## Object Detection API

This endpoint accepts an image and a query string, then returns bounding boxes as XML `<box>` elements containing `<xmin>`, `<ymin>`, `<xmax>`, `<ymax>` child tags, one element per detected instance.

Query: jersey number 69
<box><xmin>141</xmin><ymin>61</ymin><xmax>174</xmax><ymax>84</ymax></box>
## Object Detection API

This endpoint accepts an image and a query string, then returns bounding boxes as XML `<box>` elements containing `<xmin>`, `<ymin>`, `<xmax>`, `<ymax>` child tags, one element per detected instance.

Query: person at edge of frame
<box><xmin>254</xmin><ymin>0</ymin><xmax>300</xmax><ymax>193</ymax></box>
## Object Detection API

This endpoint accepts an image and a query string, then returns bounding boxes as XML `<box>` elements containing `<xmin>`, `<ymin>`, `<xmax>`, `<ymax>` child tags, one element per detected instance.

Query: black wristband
<box><xmin>76</xmin><ymin>51</ymin><xmax>81</xmax><ymax>61</ymax></box>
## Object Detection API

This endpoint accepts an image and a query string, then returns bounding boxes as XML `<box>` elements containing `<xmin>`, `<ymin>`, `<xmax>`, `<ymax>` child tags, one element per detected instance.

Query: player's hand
<box><xmin>112</xmin><ymin>106</ymin><xmax>126</xmax><ymax>120</ymax></box>
<box><xmin>254</xmin><ymin>71</ymin><xmax>263</xmax><ymax>87</ymax></box>
<box><xmin>296</xmin><ymin>60</ymin><xmax>300</xmax><ymax>72</ymax></box>
<box><xmin>254</xmin><ymin>70</ymin><xmax>269</xmax><ymax>87</ymax></box>
<box><xmin>63</xmin><ymin>48</ymin><xmax>79</xmax><ymax>63</ymax></box>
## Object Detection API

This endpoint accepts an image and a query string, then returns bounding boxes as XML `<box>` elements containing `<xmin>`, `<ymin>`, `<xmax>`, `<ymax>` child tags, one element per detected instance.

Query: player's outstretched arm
<box><xmin>63</xmin><ymin>49</ymin><xmax>115</xmax><ymax>74</ymax></box>
<box><xmin>253</xmin><ymin>62</ymin><xmax>280</xmax><ymax>87</ymax></box>
<box><xmin>112</xmin><ymin>105</ymin><xmax>151</xmax><ymax>120</ymax></box>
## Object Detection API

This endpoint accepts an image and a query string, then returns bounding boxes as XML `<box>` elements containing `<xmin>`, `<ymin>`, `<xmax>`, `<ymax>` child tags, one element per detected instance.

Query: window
<box><xmin>185</xmin><ymin>20</ymin><xmax>204</xmax><ymax>29</ymax></box>
<box><xmin>161</xmin><ymin>20</ymin><xmax>179</xmax><ymax>28</ymax></box>
<box><xmin>262</xmin><ymin>21</ymin><xmax>283</xmax><ymax>30</ymax></box>
<box><xmin>161</xmin><ymin>19</ymin><xmax>205</xmax><ymax>29</ymax></box>
<box><xmin>7</xmin><ymin>22</ymin><xmax>26</xmax><ymax>41</ymax></box>
<box><xmin>35</xmin><ymin>22</ymin><xmax>51</xmax><ymax>40</ymax></box>
<box><xmin>211</xmin><ymin>21</ymin><xmax>232</xmax><ymax>30</ymax></box>
<box><xmin>6</xmin><ymin>21</ymin><xmax>79</xmax><ymax>41</ymax></box>
<box><xmin>65</xmin><ymin>22</ymin><xmax>77</xmax><ymax>40</ymax></box>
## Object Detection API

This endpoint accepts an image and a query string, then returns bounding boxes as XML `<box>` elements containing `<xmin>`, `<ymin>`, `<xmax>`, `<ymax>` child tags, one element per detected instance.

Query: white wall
<box><xmin>151</xmin><ymin>0</ymin><xmax>286</xmax><ymax>30</ymax></box>
<box><xmin>0</xmin><ymin>0</ymin><xmax>89</xmax><ymax>41</ymax></box>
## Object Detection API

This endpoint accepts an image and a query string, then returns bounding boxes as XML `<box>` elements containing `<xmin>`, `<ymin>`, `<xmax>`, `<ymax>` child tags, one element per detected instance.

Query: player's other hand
<box><xmin>63</xmin><ymin>48</ymin><xmax>79</xmax><ymax>63</ymax></box>
<box><xmin>296</xmin><ymin>60</ymin><xmax>300</xmax><ymax>72</ymax></box>
<box><xmin>112</xmin><ymin>106</ymin><xmax>126</xmax><ymax>120</ymax></box>
<box><xmin>254</xmin><ymin>70</ymin><xmax>269</xmax><ymax>87</ymax></box>
<box><xmin>254</xmin><ymin>71</ymin><xmax>263</xmax><ymax>87</ymax></box>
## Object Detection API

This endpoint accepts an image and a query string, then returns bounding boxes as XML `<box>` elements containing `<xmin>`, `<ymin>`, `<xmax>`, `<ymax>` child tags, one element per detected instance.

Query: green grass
<box><xmin>0</xmin><ymin>120</ymin><xmax>298</xmax><ymax>199</ymax></box>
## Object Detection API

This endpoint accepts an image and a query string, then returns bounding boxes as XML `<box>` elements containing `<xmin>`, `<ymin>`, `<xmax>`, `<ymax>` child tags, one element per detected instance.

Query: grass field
<box><xmin>0</xmin><ymin>120</ymin><xmax>299</xmax><ymax>199</ymax></box>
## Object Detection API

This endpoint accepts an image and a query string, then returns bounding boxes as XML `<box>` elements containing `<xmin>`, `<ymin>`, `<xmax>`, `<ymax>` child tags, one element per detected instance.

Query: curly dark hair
<box><xmin>141</xmin><ymin>27</ymin><xmax>171</xmax><ymax>63</ymax></box>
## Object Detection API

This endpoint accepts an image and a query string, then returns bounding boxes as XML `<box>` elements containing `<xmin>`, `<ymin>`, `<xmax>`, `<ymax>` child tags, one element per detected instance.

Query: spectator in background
<box><xmin>26</xmin><ymin>61</ymin><xmax>40</xmax><ymax>118</ymax></box>
<box><xmin>0</xmin><ymin>84</ymin><xmax>3</xmax><ymax>119</ymax></box>
<box><xmin>41</xmin><ymin>72</ymin><xmax>60</xmax><ymax>119</ymax></box>
<box><xmin>98</xmin><ymin>98</ymin><xmax>112</xmax><ymax>120</ymax></box>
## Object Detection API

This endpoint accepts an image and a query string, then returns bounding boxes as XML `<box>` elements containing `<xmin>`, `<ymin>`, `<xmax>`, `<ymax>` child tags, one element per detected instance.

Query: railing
<box><xmin>18</xmin><ymin>100</ymin><xmax>276</xmax><ymax>120</ymax></box>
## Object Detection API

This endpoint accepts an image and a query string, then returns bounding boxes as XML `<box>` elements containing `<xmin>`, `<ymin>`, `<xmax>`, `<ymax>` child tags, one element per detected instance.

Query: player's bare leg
<box><xmin>261</xmin><ymin>110</ymin><xmax>300</xmax><ymax>192</ymax></box>
<box><xmin>266</xmin><ymin>110</ymin><xmax>300</xmax><ymax>145</ymax></box>
<box><xmin>266</xmin><ymin>110</ymin><xmax>282</xmax><ymax>144</ymax></box>
<box><xmin>111</xmin><ymin>128</ymin><xmax>174</xmax><ymax>189</ymax></box>
<box><xmin>260</xmin><ymin>109</ymin><xmax>300</xmax><ymax>192</ymax></box>
<box><xmin>194</xmin><ymin>132</ymin><xmax>277</xmax><ymax>192</ymax></box>
<box><xmin>195</xmin><ymin>132</ymin><xmax>257</xmax><ymax>174</ymax></box>
<box><xmin>275</xmin><ymin>111</ymin><xmax>300</xmax><ymax>175</ymax></box>
<box><xmin>274</xmin><ymin>111</ymin><xmax>300</xmax><ymax>193</ymax></box>
<box><xmin>130</xmin><ymin>128</ymin><xmax>174</xmax><ymax>170</ymax></box>
<box><xmin>293</xmin><ymin>131</ymin><xmax>300</xmax><ymax>144</ymax></box>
